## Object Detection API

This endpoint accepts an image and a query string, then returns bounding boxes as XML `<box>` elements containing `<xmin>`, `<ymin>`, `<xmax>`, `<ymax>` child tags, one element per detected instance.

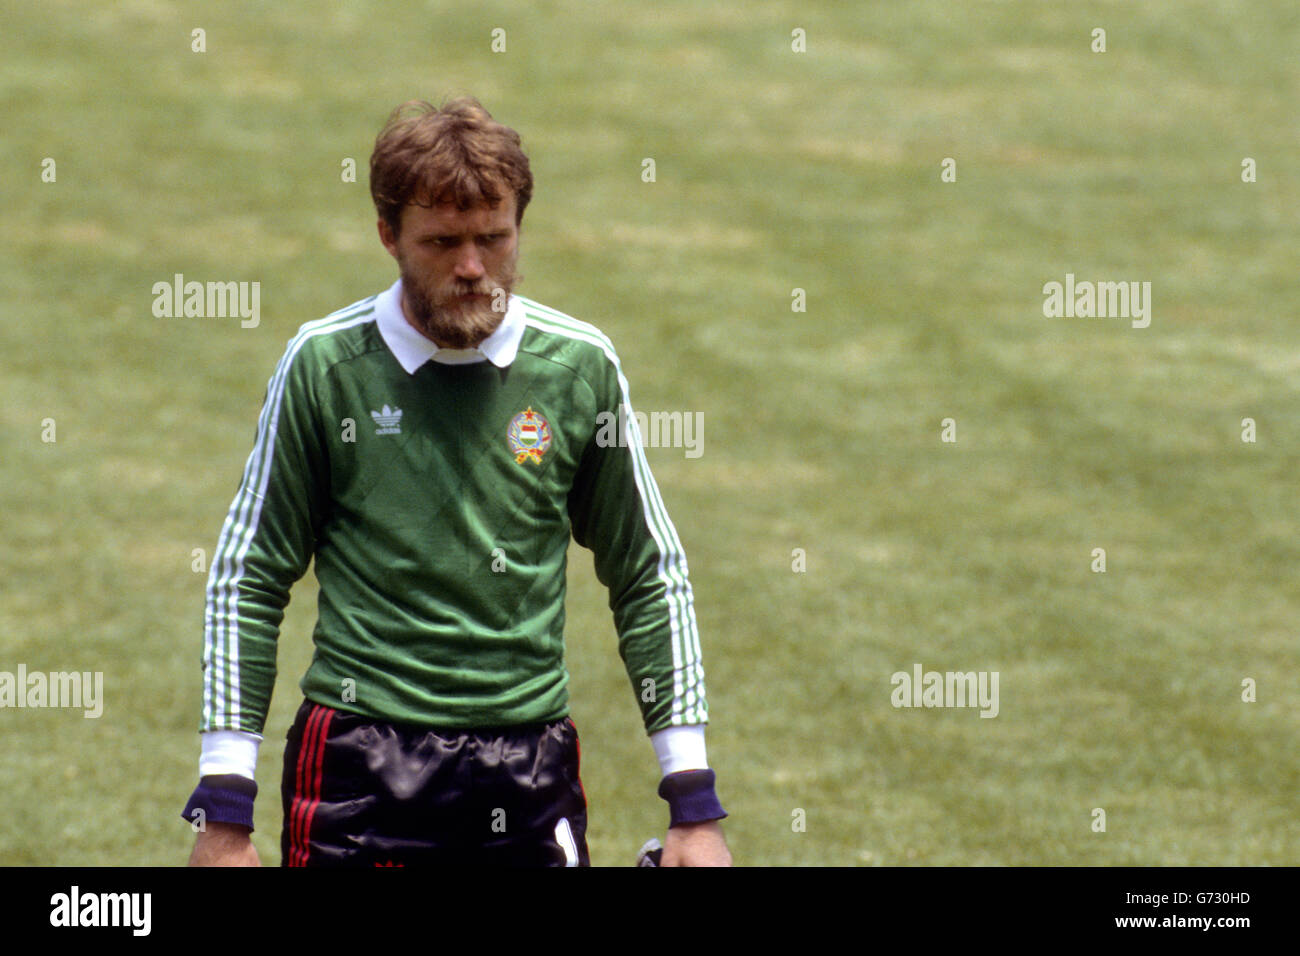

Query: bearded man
<box><xmin>181</xmin><ymin>98</ymin><xmax>731</xmax><ymax>867</ymax></box>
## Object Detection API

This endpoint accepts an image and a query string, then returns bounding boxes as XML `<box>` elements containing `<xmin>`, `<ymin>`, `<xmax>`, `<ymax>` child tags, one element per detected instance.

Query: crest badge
<box><xmin>508</xmin><ymin>406</ymin><xmax>552</xmax><ymax>465</ymax></box>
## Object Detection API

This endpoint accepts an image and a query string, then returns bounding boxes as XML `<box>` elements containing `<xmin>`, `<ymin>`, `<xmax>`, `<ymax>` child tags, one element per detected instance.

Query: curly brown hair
<box><xmin>369</xmin><ymin>97</ymin><xmax>533</xmax><ymax>236</ymax></box>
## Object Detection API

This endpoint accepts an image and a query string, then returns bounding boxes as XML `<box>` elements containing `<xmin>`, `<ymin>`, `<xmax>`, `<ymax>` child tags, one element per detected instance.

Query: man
<box><xmin>182</xmin><ymin>98</ymin><xmax>731</xmax><ymax>866</ymax></box>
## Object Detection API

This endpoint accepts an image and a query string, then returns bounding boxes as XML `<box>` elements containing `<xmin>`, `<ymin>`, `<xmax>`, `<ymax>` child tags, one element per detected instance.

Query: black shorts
<box><xmin>280</xmin><ymin>700</ymin><xmax>589</xmax><ymax>867</ymax></box>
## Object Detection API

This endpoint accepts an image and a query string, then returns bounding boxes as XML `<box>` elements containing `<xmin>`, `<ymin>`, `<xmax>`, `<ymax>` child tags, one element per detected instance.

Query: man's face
<box><xmin>378</xmin><ymin>194</ymin><xmax>520</xmax><ymax>350</ymax></box>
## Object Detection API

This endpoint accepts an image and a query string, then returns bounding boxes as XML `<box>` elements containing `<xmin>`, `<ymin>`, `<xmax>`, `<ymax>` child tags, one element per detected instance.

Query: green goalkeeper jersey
<box><xmin>201</xmin><ymin>281</ymin><xmax>707</xmax><ymax>737</ymax></box>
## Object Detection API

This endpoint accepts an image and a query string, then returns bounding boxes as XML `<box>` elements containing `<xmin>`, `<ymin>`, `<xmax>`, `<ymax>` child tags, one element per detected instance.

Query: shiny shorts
<box><xmin>280</xmin><ymin>700</ymin><xmax>589</xmax><ymax>867</ymax></box>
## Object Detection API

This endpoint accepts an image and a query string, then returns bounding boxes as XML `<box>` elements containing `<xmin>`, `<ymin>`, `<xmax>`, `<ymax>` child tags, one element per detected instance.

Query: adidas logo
<box><xmin>370</xmin><ymin>404</ymin><xmax>402</xmax><ymax>435</ymax></box>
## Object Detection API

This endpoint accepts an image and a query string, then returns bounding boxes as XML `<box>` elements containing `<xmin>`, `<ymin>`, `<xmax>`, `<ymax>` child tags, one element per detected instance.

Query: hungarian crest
<box><xmin>507</xmin><ymin>406</ymin><xmax>552</xmax><ymax>465</ymax></box>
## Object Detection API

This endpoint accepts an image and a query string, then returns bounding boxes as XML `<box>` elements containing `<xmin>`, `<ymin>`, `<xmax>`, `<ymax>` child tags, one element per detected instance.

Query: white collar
<box><xmin>375</xmin><ymin>279</ymin><xmax>525</xmax><ymax>374</ymax></box>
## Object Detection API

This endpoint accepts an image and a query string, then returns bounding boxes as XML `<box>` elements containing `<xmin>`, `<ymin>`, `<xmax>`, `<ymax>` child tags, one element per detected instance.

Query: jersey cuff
<box><xmin>658</xmin><ymin>769</ymin><xmax>727</xmax><ymax>826</ymax></box>
<box><xmin>182</xmin><ymin>774</ymin><xmax>258</xmax><ymax>831</ymax></box>
<box><xmin>650</xmin><ymin>725</ymin><xmax>708</xmax><ymax>776</ymax></box>
<box><xmin>199</xmin><ymin>729</ymin><xmax>262</xmax><ymax>780</ymax></box>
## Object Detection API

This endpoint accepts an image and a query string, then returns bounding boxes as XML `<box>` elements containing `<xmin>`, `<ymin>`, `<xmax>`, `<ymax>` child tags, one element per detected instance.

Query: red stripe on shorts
<box><xmin>288</xmin><ymin>704</ymin><xmax>332</xmax><ymax>867</ymax></box>
<box><xmin>569</xmin><ymin>717</ymin><xmax>587</xmax><ymax>805</ymax></box>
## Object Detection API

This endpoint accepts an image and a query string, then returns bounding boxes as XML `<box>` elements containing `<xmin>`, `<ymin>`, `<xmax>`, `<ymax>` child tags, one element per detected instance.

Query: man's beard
<box><xmin>399</xmin><ymin>254</ymin><xmax>520</xmax><ymax>350</ymax></box>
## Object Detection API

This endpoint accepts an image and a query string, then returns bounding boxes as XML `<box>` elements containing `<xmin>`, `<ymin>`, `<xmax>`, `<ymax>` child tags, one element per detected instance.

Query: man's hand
<box><xmin>660</xmin><ymin>820</ymin><xmax>731</xmax><ymax>867</ymax></box>
<box><xmin>187</xmin><ymin>821</ymin><xmax>261</xmax><ymax>867</ymax></box>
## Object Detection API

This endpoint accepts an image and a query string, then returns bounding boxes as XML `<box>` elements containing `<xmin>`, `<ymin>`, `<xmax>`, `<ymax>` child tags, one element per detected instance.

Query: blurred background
<box><xmin>1</xmin><ymin>0</ymin><xmax>1297</xmax><ymax>865</ymax></box>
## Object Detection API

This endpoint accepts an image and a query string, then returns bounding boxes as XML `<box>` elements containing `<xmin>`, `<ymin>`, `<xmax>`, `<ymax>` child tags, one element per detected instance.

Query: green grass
<box><xmin>1</xmin><ymin>0</ymin><xmax>1297</xmax><ymax>865</ymax></box>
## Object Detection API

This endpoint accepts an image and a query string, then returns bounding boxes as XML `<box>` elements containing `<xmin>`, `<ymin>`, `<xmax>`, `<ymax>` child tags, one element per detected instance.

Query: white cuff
<box><xmin>650</xmin><ymin>725</ymin><xmax>708</xmax><ymax>776</ymax></box>
<box><xmin>199</xmin><ymin>730</ymin><xmax>262</xmax><ymax>780</ymax></box>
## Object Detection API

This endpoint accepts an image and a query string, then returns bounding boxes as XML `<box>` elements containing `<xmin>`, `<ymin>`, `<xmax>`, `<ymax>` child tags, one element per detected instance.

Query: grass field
<box><xmin>1</xmin><ymin>0</ymin><xmax>1297</xmax><ymax>866</ymax></box>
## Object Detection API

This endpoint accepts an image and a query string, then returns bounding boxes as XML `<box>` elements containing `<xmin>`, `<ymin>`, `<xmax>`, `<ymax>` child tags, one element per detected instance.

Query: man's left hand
<box><xmin>661</xmin><ymin>820</ymin><xmax>732</xmax><ymax>867</ymax></box>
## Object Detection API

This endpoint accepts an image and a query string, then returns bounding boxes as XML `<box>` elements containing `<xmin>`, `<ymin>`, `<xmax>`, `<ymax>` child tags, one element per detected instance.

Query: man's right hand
<box><xmin>188</xmin><ymin>822</ymin><xmax>261</xmax><ymax>866</ymax></box>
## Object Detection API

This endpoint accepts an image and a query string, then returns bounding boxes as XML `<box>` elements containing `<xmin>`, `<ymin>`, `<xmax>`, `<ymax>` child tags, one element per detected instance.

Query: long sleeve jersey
<box><xmin>200</xmin><ymin>281</ymin><xmax>708</xmax><ymax>740</ymax></box>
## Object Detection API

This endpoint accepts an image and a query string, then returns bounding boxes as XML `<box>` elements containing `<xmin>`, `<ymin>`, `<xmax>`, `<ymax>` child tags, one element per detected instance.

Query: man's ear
<box><xmin>377</xmin><ymin>218</ymin><xmax>400</xmax><ymax>260</ymax></box>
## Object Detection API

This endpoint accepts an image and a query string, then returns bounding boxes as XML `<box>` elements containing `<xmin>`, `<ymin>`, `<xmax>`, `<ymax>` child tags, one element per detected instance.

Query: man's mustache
<box><xmin>443</xmin><ymin>282</ymin><xmax>493</xmax><ymax>298</ymax></box>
